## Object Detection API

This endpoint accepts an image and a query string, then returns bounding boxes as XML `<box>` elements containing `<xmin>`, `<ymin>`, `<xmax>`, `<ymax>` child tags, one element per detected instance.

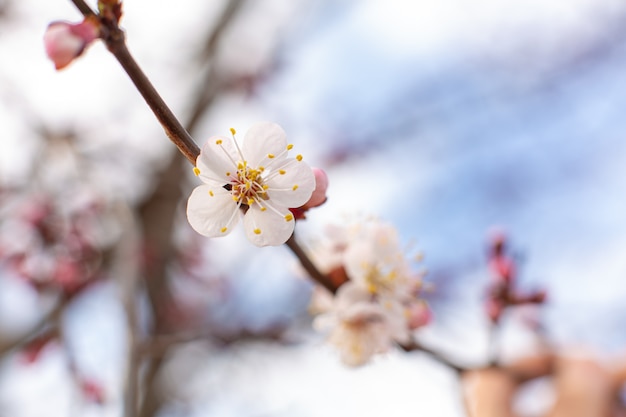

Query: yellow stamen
<box><xmin>260</xmin><ymin>207</ymin><xmax>267</xmax><ymax>212</ymax></box>
<box><xmin>262</xmin><ymin>185</ymin><xmax>269</xmax><ymax>190</ymax></box>
<box><xmin>230</xmin><ymin>127</ymin><xmax>236</xmax><ymax>135</ymax></box>
<box><xmin>226</xmin><ymin>171</ymin><xmax>231</xmax><ymax>176</ymax></box>
<box><xmin>254</xmin><ymin>228</ymin><xmax>262</xmax><ymax>235</ymax></box>
<box><xmin>279</xmin><ymin>169</ymin><xmax>286</xmax><ymax>175</ymax></box>
<box><xmin>247</xmin><ymin>198</ymin><xmax>255</xmax><ymax>206</ymax></box>
<box><xmin>292</xmin><ymin>185</ymin><xmax>299</xmax><ymax>191</ymax></box>
<box><xmin>287</xmin><ymin>144</ymin><xmax>294</xmax><ymax>150</ymax></box>
<box><xmin>216</xmin><ymin>139</ymin><xmax>223</xmax><ymax>145</ymax></box>
<box><xmin>193</xmin><ymin>167</ymin><xmax>201</xmax><ymax>176</ymax></box>
<box><xmin>220</xmin><ymin>227</ymin><xmax>228</xmax><ymax>233</ymax></box>
<box><xmin>296</xmin><ymin>154</ymin><xmax>303</xmax><ymax>161</ymax></box>
<box><xmin>284</xmin><ymin>213</ymin><xmax>294</xmax><ymax>222</ymax></box>
<box><xmin>209</xmin><ymin>190</ymin><xmax>214</xmax><ymax>197</ymax></box>
<box><xmin>267</xmin><ymin>153</ymin><xmax>275</xmax><ymax>159</ymax></box>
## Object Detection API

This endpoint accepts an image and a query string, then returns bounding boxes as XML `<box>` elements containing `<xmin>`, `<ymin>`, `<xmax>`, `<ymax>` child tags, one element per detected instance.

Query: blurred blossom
<box><xmin>0</xmin><ymin>191</ymin><xmax>112</xmax><ymax>295</ymax></box>
<box><xmin>310</xmin><ymin>218</ymin><xmax>428</xmax><ymax>365</ymax></box>
<box><xmin>314</xmin><ymin>282</ymin><xmax>406</xmax><ymax>366</ymax></box>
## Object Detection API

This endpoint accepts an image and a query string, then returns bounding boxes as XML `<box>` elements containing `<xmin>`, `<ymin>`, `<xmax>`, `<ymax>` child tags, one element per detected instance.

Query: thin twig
<box><xmin>401</xmin><ymin>340</ymin><xmax>467</xmax><ymax>374</ymax></box>
<box><xmin>286</xmin><ymin>233</ymin><xmax>336</xmax><ymax>294</ymax></box>
<box><xmin>70</xmin><ymin>0</ymin><xmax>95</xmax><ymax>16</ymax></box>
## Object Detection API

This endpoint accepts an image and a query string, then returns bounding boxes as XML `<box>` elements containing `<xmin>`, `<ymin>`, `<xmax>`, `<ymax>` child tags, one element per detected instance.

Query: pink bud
<box><xmin>303</xmin><ymin>168</ymin><xmax>329</xmax><ymax>209</ymax></box>
<box><xmin>407</xmin><ymin>301</ymin><xmax>432</xmax><ymax>329</ymax></box>
<box><xmin>44</xmin><ymin>19</ymin><xmax>99</xmax><ymax>70</ymax></box>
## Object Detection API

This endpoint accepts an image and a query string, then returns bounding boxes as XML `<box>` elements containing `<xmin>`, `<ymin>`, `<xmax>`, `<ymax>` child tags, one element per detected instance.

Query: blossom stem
<box><xmin>286</xmin><ymin>234</ymin><xmax>337</xmax><ymax>294</ymax></box>
<box><xmin>69</xmin><ymin>0</ymin><xmax>200</xmax><ymax>165</ymax></box>
<box><xmin>70</xmin><ymin>0</ymin><xmax>95</xmax><ymax>16</ymax></box>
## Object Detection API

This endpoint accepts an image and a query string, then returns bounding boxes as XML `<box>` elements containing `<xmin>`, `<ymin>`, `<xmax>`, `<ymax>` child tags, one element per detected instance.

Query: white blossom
<box><xmin>186</xmin><ymin>122</ymin><xmax>315</xmax><ymax>247</ymax></box>
<box><xmin>310</xmin><ymin>218</ymin><xmax>429</xmax><ymax>365</ymax></box>
<box><xmin>314</xmin><ymin>283</ymin><xmax>398</xmax><ymax>366</ymax></box>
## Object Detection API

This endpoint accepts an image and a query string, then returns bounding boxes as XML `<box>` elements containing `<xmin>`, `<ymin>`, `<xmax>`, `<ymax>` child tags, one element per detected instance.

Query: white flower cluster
<box><xmin>312</xmin><ymin>219</ymin><xmax>431</xmax><ymax>366</ymax></box>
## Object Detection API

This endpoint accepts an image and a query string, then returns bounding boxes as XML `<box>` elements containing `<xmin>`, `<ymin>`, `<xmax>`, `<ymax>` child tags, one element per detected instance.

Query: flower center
<box><xmin>231</xmin><ymin>162</ymin><xmax>269</xmax><ymax>207</ymax></box>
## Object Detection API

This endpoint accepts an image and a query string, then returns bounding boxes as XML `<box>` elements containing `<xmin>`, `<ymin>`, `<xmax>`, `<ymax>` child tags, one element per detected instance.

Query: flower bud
<box><xmin>303</xmin><ymin>167</ymin><xmax>328</xmax><ymax>209</ymax></box>
<box><xmin>44</xmin><ymin>18</ymin><xmax>99</xmax><ymax>70</ymax></box>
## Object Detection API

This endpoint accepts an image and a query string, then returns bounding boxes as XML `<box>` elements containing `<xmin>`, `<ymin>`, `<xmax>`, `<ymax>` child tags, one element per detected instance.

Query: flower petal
<box><xmin>266</xmin><ymin>159</ymin><xmax>315</xmax><ymax>207</ymax></box>
<box><xmin>196</xmin><ymin>135</ymin><xmax>239</xmax><ymax>184</ymax></box>
<box><xmin>243</xmin><ymin>204</ymin><xmax>295</xmax><ymax>246</ymax></box>
<box><xmin>241</xmin><ymin>122</ymin><xmax>288</xmax><ymax>167</ymax></box>
<box><xmin>186</xmin><ymin>185</ymin><xmax>239</xmax><ymax>237</ymax></box>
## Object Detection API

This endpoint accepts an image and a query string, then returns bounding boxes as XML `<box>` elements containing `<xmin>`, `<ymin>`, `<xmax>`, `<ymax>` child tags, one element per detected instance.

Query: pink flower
<box><xmin>44</xmin><ymin>18</ymin><xmax>100</xmax><ymax>70</ymax></box>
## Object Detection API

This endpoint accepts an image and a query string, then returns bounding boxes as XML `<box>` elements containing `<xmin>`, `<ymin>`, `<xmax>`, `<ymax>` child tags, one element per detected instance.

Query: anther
<box><xmin>193</xmin><ymin>167</ymin><xmax>201</xmax><ymax>176</ymax></box>
<box><xmin>296</xmin><ymin>154</ymin><xmax>303</xmax><ymax>161</ymax></box>
<box><xmin>284</xmin><ymin>213</ymin><xmax>294</xmax><ymax>222</ymax></box>
<box><xmin>254</xmin><ymin>228</ymin><xmax>262</xmax><ymax>235</ymax></box>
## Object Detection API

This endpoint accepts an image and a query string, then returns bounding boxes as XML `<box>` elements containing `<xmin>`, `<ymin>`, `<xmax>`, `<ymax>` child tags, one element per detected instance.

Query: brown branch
<box><xmin>286</xmin><ymin>233</ymin><xmax>337</xmax><ymax>294</ymax></box>
<box><xmin>70</xmin><ymin>0</ymin><xmax>95</xmax><ymax>16</ymax></box>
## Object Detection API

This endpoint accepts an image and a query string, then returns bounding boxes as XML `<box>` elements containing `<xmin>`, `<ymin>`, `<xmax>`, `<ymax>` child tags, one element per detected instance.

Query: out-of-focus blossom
<box><xmin>187</xmin><ymin>122</ymin><xmax>315</xmax><ymax>246</ymax></box>
<box><xmin>484</xmin><ymin>229</ymin><xmax>546</xmax><ymax>324</ymax></box>
<box><xmin>44</xmin><ymin>18</ymin><xmax>100</xmax><ymax>70</ymax></box>
<box><xmin>310</xmin><ymin>218</ymin><xmax>429</xmax><ymax>365</ymax></box>
<box><xmin>314</xmin><ymin>283</ymin><xmax>404</xmax><ymax>366</ymax></box>
<box><xmin>0</xmin><ymin>192</ymin><xmax>106</xmax><ymax>295</ymax></box>
<box><xmin>343</xmin><ymin>220</ymin><xmax>421</xmax><ymax>298</ymax></box>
